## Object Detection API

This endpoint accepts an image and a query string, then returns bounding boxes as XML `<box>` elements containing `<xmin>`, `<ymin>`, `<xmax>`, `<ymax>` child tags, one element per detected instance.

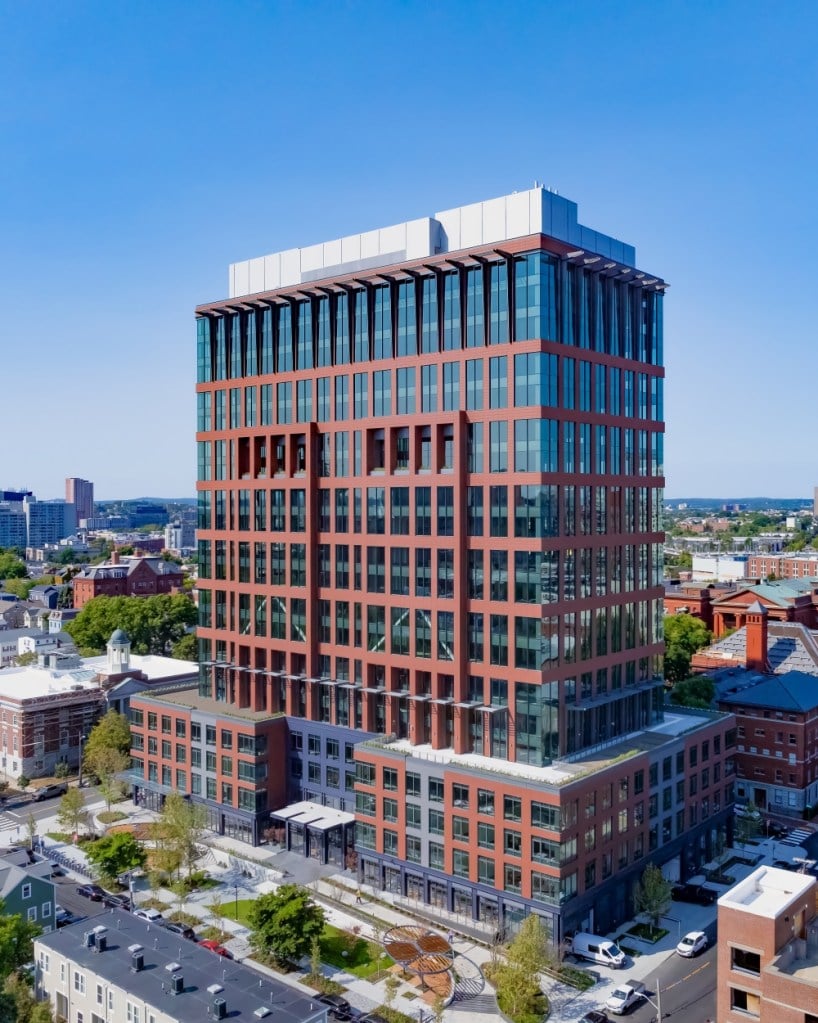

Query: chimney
<box><xmin>745</xmin><ymin>601</ymin><xmax>769</xmax><ymax>673</ymax></box>
<box><xmin>111</xmin><ymin>550</ymin><xmax>120</xmax><ymax>565</ymax></box>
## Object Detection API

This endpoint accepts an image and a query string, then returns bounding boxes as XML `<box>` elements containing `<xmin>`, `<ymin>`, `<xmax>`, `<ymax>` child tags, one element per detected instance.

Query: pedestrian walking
<box><xmin>447</xmin><ymin>929</ymin><xmax>455</xmax><ymax>945</ymax></box>
<box><xmin>355</xmin><ymin>891</ymin><xmax>363</xmax><ymax>904</ymax></box>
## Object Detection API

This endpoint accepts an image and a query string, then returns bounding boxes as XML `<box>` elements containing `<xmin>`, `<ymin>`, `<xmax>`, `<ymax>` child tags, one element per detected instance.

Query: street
<box><xmin>0</xmin><ymin>784</ymin><xmax>102</xmax><ymax>843</ymax></box>
<box><xmin>624</xmin><ymin>943</ymin><xmax>716</xmax><ymax>1023</ymax></box>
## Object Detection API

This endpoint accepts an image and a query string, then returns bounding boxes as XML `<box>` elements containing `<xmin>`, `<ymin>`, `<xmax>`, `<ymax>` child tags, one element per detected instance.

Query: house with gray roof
<box><xmin>35</xmin><ymin>911</ymin><xmax>326</xmax><ymax>1023</ymax></box>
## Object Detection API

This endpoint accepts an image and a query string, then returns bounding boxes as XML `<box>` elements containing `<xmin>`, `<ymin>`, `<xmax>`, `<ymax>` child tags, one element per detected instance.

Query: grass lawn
<box><xmin>217</xmin><ymin>898</ymin><xmax>256</xmax><ymax>926</ymax></box>
<box><xmin>319</xmin><ymin>924</ymin><xmax>393</xmax><ymax>979</ymax></box>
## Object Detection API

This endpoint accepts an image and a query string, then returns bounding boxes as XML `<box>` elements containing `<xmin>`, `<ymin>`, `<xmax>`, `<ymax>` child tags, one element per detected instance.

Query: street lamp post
<box><xmin>234</xmin><ymin>883</ymin><xmax>239</xmax><ymax>921</ymax></box>
<box><xmin>77</xmin><ymin>734</ymin><xmax>87</xmax><ymax>788</ymax></box>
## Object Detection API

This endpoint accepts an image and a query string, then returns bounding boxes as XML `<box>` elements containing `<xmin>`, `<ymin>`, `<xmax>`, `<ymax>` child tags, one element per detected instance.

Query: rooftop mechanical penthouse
<box><xmin>130</xmin><ymin>187</ymin><xmax>736</xmax><ymax>940</ymax></box>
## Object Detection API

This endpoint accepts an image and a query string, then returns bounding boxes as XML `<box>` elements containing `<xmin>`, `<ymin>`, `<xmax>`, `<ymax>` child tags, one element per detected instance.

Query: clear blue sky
<box><xmin>1</xmin><ymin>1</ymin><xmax>815</xmax><ymax>500</ymax></box>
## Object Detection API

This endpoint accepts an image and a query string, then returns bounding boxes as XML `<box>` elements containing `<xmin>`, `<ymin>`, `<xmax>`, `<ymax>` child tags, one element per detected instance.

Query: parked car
<box><xmin>102</xmin><ymin>892</ymin><xmax>132</xmax><ymax>911</ymax></box>
<box><xmin>162</xmin><ymin>921</ymin><xmax>196</xmax><ymax>940</ymax></box>
<box><xmin>734</xmin><ymin>803</ymin><xmax>762</xmax><ymax>821</ymax></box>
<box><xmin>133</xmin><ymin>908</ymin><xmax>163</xmax><ymax>923</ymax></box>
<box><xmin>77</xmin><ymin>884</ymin><xmax>106</xmax><ymax>902</ymax></box>
<box><xmin>605</xmin><ymin>981</ymin><xmax>645</xmax><ymax>1015</ymax></box>
<box><xmin>676</xmin><ymin>931</ymin><xmax>708</xmax><ymax>957</ymax></box>
<box><xmin>55</xmin><ymin>907</ymin><xmax>84</xmax><ymax>928</ymax></box>
<box><xmin>318</xmin><ymin>994</ymin><xmax>354</xmax><ymax>1022</ymax></box>
<box><xmin>671</xmin><ymin>882</ymin><xmax>718</xmax><ymax>905</ymax></box>
<box><xmin>580</xmin><ymin>1012</ymin><xmax>610</xmax><ymax>1023</ymax></box>
<box><xmin>32</xmin><ymin>783</ymin><xmax>68</xmax><ymax>802</ymax></box>
<box><xmin>198</xmin><ymin>939</ymin><xmax>233</xmax><ymax>959</ymax></box>
<box><xmin>766</xmin><ymin>820</ymin><xmax>788</xmax><ymax>838</ymax></box>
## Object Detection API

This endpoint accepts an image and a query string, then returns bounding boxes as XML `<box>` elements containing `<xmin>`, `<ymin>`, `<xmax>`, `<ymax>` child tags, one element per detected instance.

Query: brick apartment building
<box><xmin>749</xmin><ymin>552</ymin><xmax>818</xmax><ymax>581</ymax></box>
<box><xmin>72</xmin><ymin>553</ymin><xmax>184</xmax><ymax>608</ymax></box>
<box><xmin>692</xmin><ymin>603</ymin><xmax>818</xmax><ymax>817</ymax></box>
<box><xmin>129</xmin><ymin>186</ymin><xmax>735</xmax><ymax>940</ymax></box>
<box><xmin>706</xmin><ymin>580</ymin><xmax>818</xmax><ymax>636</ymax></box>
<box><xmin>717</xmin><ymin>865</ymin><xmax>818</xmax><ymax>1023</ymax></box>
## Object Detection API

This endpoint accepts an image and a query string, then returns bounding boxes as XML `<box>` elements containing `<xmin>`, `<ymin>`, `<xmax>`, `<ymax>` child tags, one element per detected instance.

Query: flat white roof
<box><xmin>0</xmin><ymin>665</ymin><xmax>100</xmax><ymax>701</ymax></box>
<box><xmin>385</xmin><ymin>739</ymin><xmax>576</xmax><ymax>786</ymax></box>
<box><xmin>84</xmin><ymin>654</ymin><xmax>198</xmax><ymax>680</ymax></box>
<box><xmin>270</xmin><ymin>800</ymin><xmax>355</xmax><ymax>831</ymax></box>
<box><xmin>719</xmin><ymin>866</ymin><xmax>815</xmax><ymax>918</ymax></box>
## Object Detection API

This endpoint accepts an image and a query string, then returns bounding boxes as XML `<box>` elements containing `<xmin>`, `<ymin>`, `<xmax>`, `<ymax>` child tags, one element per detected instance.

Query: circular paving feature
<box><xmin>383</xmin><ymin>925</ymin><xmax>454</xmax><ymax>980</ymax></box>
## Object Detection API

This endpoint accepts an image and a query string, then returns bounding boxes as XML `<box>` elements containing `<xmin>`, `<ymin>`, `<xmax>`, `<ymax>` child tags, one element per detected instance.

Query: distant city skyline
<box><xmin>2</xmin><ymin>2</ymin><xmax>817</xmax><ymax>497</ymax></box>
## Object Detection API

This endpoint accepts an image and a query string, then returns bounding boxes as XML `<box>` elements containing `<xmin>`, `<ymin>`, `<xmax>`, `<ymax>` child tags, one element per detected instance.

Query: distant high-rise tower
<box><xmin>65</xmin><ymin>478</ymin><xmax>94</xmax><ymax>523</ymax></box>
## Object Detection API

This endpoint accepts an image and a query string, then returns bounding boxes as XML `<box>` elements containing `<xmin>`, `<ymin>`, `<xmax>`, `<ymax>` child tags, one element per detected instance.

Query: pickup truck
<box><xmin>605</xmin><ymin>981</ymin><xmax>645</xmax><ymax>1015</ymax></box>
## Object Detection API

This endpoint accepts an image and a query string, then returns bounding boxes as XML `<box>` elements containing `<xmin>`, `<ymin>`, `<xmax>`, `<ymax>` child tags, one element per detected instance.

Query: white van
<box><xmin>568</xmin><ymin>932</ymin><xmax>626</xmax><ymax>969</ymax></box>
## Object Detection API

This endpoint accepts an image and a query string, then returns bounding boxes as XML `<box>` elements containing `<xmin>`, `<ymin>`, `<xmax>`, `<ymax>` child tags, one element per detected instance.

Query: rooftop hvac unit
<box><xmin>131</xmin><ymin>952</ymin><xmax>144</xmax><ymax>973</ymax></box>
<box><xmin>95</xmin><ymin>934</ymin><xmax>107</xmax><ymax>953</ymax></box>
<box><xmin>170</xmin><ymin>974</ymin><xmax>183</xmax><ymax>995</ymax></box>
<box><xmin>211</xmin><ymin>997</ymin><xmax>227</xmax><ymax>1020</ymax></box>
<box><xmin>83</xmin><ymin>931</ymin><xmax>96</xmax><ymax>948</ymax></box>
<box><xmin>207</xmin><ymin>984</ymin><xmax>224</xmax><ymax>995</ymax></box>
<box><xmin>253</xmin><ymin>1009</ymin><xmax>270</xmax><ymax>1019</ymax></box>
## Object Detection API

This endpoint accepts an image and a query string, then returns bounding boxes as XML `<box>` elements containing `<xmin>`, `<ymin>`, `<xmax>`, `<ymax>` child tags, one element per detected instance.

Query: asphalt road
<box><xmin>619</xmin><ymin>941</ymin><xmax>716</xmax><ymax>1023</ymax></box>
<box><xmin>52</xmin><ymin>879</ymin><xmax>108</xmax><ymax>923</ymax></box>
<box><xmin>0</xmin><ymin>784</ymin><xmax>102</xmax><ymax>841</ymax></box>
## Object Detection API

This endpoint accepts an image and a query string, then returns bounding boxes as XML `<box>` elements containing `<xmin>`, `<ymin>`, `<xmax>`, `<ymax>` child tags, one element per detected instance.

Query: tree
<box><xmin>84</xmin><ymin>709</ymin><xmax>131</xmax><ymax>761</ymax></box>
<box><xmin>17</xmin><ymin>776</ymin><xmax>29</xmax><ymax>791</ymax></box>
<box><xmin>669</xmin><ymin>675</ymin><xmax>715</xmax><ymax>709</ymax></box>
<box><xmin>158</xmin><ymin>793</ymin><xmax>207</xmax><ymax>878</ymax></box>
<box><xmin>0</xmin><ymin>551</ymin><xmax>26</xmax><ymax>581</ymax></box>
<box><xmin>85</xmin><ymin>832</ymin><xmax>146</xmax><ymax>887</ymax></box>
<box><xmin>25</xmin><ymin>814</ymin><xmax>37</xmax><ymax>851</ymax></box>
<box><xmin>494</xmin><ymin>914</ymin><xmax>551</xmax><ymax>1021</ymax></box>
<box><xmin>84</xmin><ymin>747</ymin><xmax>129</xmax><ymax>812</ymax></box>
<box><xmin>663</xmin><ymin>614</ymin><xmax>712</xmax><ymax>683</ymax></box>
<box><xmin>735</xmin><ymin>803</ymin><xmax>761</xmax><ymax>850</ymax></box>
<box><xmin>0</xmin><ymin>899</ymin><xmax>41</xmax><ymax>977</ymax></box>
<box><xmin>633</xmin><ymin>863</ymin><xmax>672</xmax><ymax>937</ymax></box>
<box><xmin>57</xmin><ymin>788</ymin><xmax>89</xmax><ymax>835</ymax></box>
<box><xmin>248</xmin><ymin>884</ymin><xmax>325</xmax><ymax>966</ymax></box>
<box><xmin>12</xmin><ymin>652</ymin><xmax>37</xmax><ymax>668</ymax></box>
<box><xmin>383</xmin><ymin>975</ymin><xmax>400</xmax><ymax>1010</ymax></box>
<box><xmin>64</xmin><ymin>593</ymin><xmax>197</xmax><ymax>656</ymax></box>
<box><xmin>171</xmin><ymin>632</ymin><xmax>198</xmax><ymax>661</ymax></box>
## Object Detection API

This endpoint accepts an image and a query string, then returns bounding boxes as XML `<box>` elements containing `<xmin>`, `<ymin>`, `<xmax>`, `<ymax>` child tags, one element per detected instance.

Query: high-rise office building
<box><xmin>24</xmin><ymin>497</ymin><xmax>76</xmax><ymax>547</ymax></box>
<box><xmin>65</xmin><ymin>477</ymin><xmax>94</xmax><ymax>523</ymax></box>
<box><xmin>130</xmin><ymin>188</ymin><xmax>735</xmax><ymax>940</ymax></box>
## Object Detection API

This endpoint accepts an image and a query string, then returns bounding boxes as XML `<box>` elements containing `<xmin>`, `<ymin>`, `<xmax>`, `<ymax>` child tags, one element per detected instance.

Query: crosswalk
<box><xmin>780</xmin><ymin>827</ymin><xmax>813</xmax><ymax>846</ymax></box>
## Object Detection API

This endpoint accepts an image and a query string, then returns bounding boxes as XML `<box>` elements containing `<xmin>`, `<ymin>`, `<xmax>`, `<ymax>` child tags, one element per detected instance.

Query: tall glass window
<box><xmin>421</xmin><ymin>276</ymin><xmax>438</xmax><ymax>353</ymax></box>
<box><xmin>396</xmin><ymin>367</ymin><xmax>415</xmax><ymax>415</ymax></box>
<box><xmin>442</xmin><ymin>362</ymin><xmax>459</xmax><ymax>411</ymax></box>
<box><xmin>276</xmin><ymin>305</ymin><xmax>293</xmax><ymax>372</ymax></box>
<box><xmin>335</xmin><ymin>376</ymin><xmax>349</xmax><ymax>420</ymax></box>
<box><xmin>276</xmin><ymin>382</ymin><xmax>292</xmax><ymax>424</ymax></box>
<box><xmin>421</xmin><ymin>365</ymin><xmax>437</xmax><ymax>412</ymax></box>
<box><xmin>466</xmin><ymin>359</ymin><xmax>483</xmax><ymax>410</ymax></box>
<box><xmin>197</xmin><ymin>317</ymin><xmax>212</xmax><ymax>383</ymax></box>
<box><xmin>316</xmin><ymin>297</ymin><xmax>331</xmax><ymax>367</ymax></box>
<box><xmin>489</xmin><ymin>356</ymin><xmax>507</xmax><ymax>408</ymax></box>
<box><xmin>230</xmin><ymin>314</ymin><xmax>242</xmax><ymax>378</ymax></box>
<box><xmin>442</xmin><ymin>272</ymin><xmax>460</xmax><ymax>350</ymax></box>
<box><xmin>297</xmin><ymin>300</ymin><xmax>313</xmax><ymax>370</ymax></box>
<box><xmin>261</xmin><ymin>307</ymin><xmax>273</xmax><ymax>374</ymax></box>
<box><xmin>396</xmin><ymin>281</ymin><xmax>416</xmax><ymax>357</ymax></box>
<box><xmin>466</xmin><ymin>267</ymin><xmax>484</xmax><ymax>347</ymax></box>
<box><xmin>316</xmin><ymin>377</ymin><xmax>330</xmax><ymax>422</ymax></box>
<box><xmin>489</xmin><ymin>262</ymin><xmax>508</xmax><ymax>344</ymax></box>
<box><xmin>490</xmin><ymin>421</ymin><xmax>508</xmax><ymax>472</ymax></box>
<box><xmin>373</xmin><ymin>286</ymin><xmax>391</xmax><ymax>360</ymax></box>
<box><xmin>245</xmin><ymin>310</ymin><xmax>257</xmax><ymax>376</ymax></box>
<box><xmin>514</xmin><ymin>352</ymin><xmax>557</xmax><ymax>407</ymax></box>
<box><xmin>354</xmin><ymin>373</ymin><xmax>368</xmax><ymax>419</ymax></box>
<box><xmin>354</xmin><ymin>290</ymin><xmax>369</xmax><ymax>362</ymax></box>
<box><xmin>296</xmin><ymin>380</ymin><xmax>312</xmax><ymax>422</ymax></box>
<box><xmin>373</xmin><ymin>371</ymin><xmax>391</xmax><ymax>417</ymax></box>
<box><xmin>514</xmin><ymin>252</ymin><xmax>557</xmax><ymax>342</ymax></box>
<box><xmin>335</xmin><ymin>294</ymin><xmax>350</xmax><ymax>365</ymax></box>
<box><xmin>214</xmin><ymin>318</ymin><xmax>226</xmax><ymax>380</ymax></box>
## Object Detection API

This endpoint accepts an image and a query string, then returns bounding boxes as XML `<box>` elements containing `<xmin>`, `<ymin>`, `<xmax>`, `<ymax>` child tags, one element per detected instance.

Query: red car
<box><xmin>198</xmin><ymin>939</ymin><xmax>234</xmax><ymax>959</ymax></box>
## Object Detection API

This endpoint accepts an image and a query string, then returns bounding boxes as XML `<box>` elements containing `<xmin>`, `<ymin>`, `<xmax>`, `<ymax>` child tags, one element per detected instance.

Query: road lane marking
<box><xmin>661</xmin><ymin>959</ymin><xmax>711</xmax><ymax>992</ymax></box>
